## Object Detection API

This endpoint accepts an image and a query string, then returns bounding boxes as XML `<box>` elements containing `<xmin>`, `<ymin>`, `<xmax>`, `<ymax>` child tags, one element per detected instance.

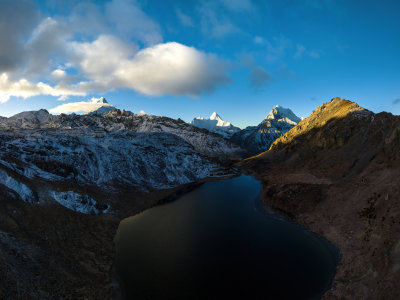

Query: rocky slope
<box><xmin>190</xmin><ymin>112</ymin><xmax>241</xmax><ymax>138</ymax></box>
<box><xmin>239</xmin><ymin>97</ymin><xmax>400</xmax><ymax>299</ymax></box>
<box><xmin>0</xmin><ymin>109</ymin><xmax>245</xmax><ymax>215</ymax></box>
<box><xmin>0</xmin><ymin>107</ymin><xmax>246</xmax><ymax>299</ymax></box>
<box><xmin>231</xmin><ymin>105</ymin><xmax>300</xmax><ymax>155</ymax></box>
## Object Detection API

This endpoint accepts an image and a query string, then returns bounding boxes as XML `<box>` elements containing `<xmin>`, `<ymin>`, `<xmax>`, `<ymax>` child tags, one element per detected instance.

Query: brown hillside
<box><xmin>240</xmin><ymin>97</ymin><xmax>400</xmax><ymax>299</ymax></box>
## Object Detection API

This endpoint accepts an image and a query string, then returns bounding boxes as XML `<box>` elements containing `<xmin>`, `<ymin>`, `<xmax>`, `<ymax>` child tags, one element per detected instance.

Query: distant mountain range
<box><xmin>190</xmin><ymin>105</ymin><xmax>301</xmax><ymax>155</ymax></box>
<box><xmin>2</xmin><ymin>97</ymin><xmax>399</xmax><ymax>299</ymax></box>
<box><xmin>0</xmin><ymin>99</ymin><xmax>301</xmax><ymax>215</ymax></box>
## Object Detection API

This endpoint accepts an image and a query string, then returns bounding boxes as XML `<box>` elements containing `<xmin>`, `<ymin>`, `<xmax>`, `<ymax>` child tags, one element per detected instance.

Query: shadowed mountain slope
<box><xmin>239</xmin><ymin>97</ymin><xmax>400</xmax><ymax>299</ymax></box>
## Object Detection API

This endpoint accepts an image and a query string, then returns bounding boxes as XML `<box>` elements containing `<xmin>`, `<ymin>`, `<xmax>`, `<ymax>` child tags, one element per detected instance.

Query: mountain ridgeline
<box><xmin>190</xmin><ymin>105</ymin><xmax>301</xmax><ymax>154</ymax></box>
<box><xmin>0</xmin><ymin>102</ymin><xmax>300</xmax><ymax>215</ymax></box>
<box><xmin>0</xmin><ymin>108</ymin><xmax>246</xmax><ymax>215</ymax></box>
<box><xmin>1</xmin><ymin>97</ymin><xmax>399</xmax><ymax>299</ymax></box>
<box><xmin>240</xmin><ymin>97</ymin><xmax>400</xmax><ymax>299</ymax></box>
<box><xmin>0</xmin><ymin>101</ymin><xmax>300</xmax><ymax>299</ymax></box>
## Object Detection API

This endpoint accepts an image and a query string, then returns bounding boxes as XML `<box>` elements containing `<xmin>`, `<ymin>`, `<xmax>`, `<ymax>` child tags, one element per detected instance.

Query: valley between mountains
<box><xmin>1</xmin><ymin>97</ymin><xmax>399</xmax><ymax>299</ymax></box>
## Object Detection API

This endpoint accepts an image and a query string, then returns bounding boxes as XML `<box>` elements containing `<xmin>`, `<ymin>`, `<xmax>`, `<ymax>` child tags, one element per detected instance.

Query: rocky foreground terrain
<box><xmin>0</xmin><ymin>108</ymin><xmax>244</xmax><ymax>299</ymax></box>
<box><xmin>239</xmin><ymin>97</ymin><xmax>400</xmax><ymax>299</ymax></box>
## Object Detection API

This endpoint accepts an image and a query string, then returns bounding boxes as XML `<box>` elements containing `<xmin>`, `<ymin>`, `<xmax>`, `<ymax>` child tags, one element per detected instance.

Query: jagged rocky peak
<box><xmin>264</xmin><ymin>105</ymin><xmax>301</xmax><ymax>124</ymax></box>
<box><xmin>103</xmin><ymin>108</ymin><xmax>133</xmax><ymax>117</ymax></box>
<box><xmin>10</xmin><ymin>109</ymin><xmax>51</xmax><ymax>121</ymax></box>
<box><xmin>230</xmin><ymin>104</ymin><xmax>300</xmax><ymax>155</ymax></box>
<box><xmin>190</xmin><ymin>112</ymin><xmax>241</xmax><ymax>138</ymax></box>
<box><xmin>0</xmin><ymin>109</ymin><xmax>54</xmax><ymax>129</ymax></box>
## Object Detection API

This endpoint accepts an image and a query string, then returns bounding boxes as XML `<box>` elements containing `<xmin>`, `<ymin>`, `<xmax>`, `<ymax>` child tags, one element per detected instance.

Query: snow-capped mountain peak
<box><xmin>264</xmin><ymin>105</ymin><xmax>301</xmax><ymax>124</ymax></box>
<box><xmin>190</xmin><ymin>112</ymin><xmax>240</xmax><ymax>138</ymax></box>
<box><xmin>86</xmin><ymin>97</ymin><xmax>115</xmax><ymax>115</ymax></box>
<box><xmin>209</xmin><ymin>112</ymin><xmax>232</xmax><ymax>127</ymax></box>
<box><xmin>210</xmin><ymin>112</ymin><xmax>220</xmax><ymax>120</ymax></box>
<box><xmin>231</xmin><ymin>104</ymin><xmax>301</xmax><ymax>155</ymax></box>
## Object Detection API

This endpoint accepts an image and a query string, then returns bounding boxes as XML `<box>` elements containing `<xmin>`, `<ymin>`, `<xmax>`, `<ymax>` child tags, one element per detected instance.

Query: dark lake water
<box><xmin>115</xmin><ymin>175</ymin><xmax>339</xmax><ymax>299</ymax></box>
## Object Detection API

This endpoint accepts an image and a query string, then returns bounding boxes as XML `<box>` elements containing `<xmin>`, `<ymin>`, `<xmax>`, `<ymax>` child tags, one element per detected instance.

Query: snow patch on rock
<box><xmin>51</xmin><ymin>191</ymin><xmax>108</xmax><ymax>215</ymax></box>
<box><xmin>0</xmin><ymin>169</ymin><xmax>35</xmax><ymax>203</ymax></box>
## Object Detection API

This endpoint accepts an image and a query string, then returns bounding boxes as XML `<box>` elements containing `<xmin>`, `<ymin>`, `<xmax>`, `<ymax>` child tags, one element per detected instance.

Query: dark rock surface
<box><xmin>240</xmin><ymin>98</ymin><xmax>400</xmax><ymax>299</ymax></box>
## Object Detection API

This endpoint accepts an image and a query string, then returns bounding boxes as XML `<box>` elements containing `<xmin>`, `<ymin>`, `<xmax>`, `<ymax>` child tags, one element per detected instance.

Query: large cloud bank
<box><xmin>0</xmin><ymin>0</ymin><xmax>230</xmax><ymax>103</ymax></box>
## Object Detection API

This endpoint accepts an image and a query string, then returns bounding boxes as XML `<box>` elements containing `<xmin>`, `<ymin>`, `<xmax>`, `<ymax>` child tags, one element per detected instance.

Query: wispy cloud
<box><xmin>0</xmin><ymin>73</ymin><xmax>84</xmax><ymax>103</ymax></box>
<box><xmin>250</xmin><ymin>66</ymin><xmax>272</xmax><ymax>89</ymax></box>
<box><xmin>265</xmin><ymin>36</ymin><xmax>292</xmax><ymax>62</ymax></box>
<box><xmin>254</xmin><ymin>36</ymin><xmax>265</xmax><ymax>45</ymax></box>
<box><xmin>241</xmin><ymin>54</ymin><xmax>272</xmax><ymax>90</ymax></box>
<box><xmin>393</xmin><ymin>98</ymin><xmax>400</xmax><ymax>105</ymax></box>
<box><xmin>197</xmin><ymin>1</ymin><xmax>243</xmax><ymax>38</ymax></box>
<box><xmin>275</xmin><ymin>64</ymin><xmax>296</xmax><ymax>79</ymax></box>
<box><xmin>176</xmin><ymin>8</ymin><xmax>194</xmax><ymax>27</ymax></box>
<box><xmin>294</xmin><ymin>44</ymin><xmax>320</xmax><ymax>59</ymax></box>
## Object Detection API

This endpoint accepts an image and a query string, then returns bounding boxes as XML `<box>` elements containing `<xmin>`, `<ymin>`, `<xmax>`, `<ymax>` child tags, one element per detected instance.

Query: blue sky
<box><xmin>0</xmin><ymin>0</ymin><xmax>399</xmax><ymax>128</ymax></box>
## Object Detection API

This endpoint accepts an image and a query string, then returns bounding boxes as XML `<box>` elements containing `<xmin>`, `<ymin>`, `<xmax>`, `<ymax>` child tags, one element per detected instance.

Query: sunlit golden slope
<box><xmin>240</xmin><ymin>97</ymin><xmax>400</xmax><ymax>299</ymax></box>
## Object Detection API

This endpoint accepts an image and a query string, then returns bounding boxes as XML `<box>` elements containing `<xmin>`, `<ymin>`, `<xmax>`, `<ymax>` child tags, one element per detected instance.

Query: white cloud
<box><xmin>0</xmin><ymin>0</ymin><xmax>230</xmax><ymax>104</ymax></box>
<box><xmin>68</xmin><ymin>38</ymin><xmax>230</xmax><ymax>97</ymax></box>
<box><xmin>112</xmin><ymin>42</ymin><xmax>230</xmax><ymax>96</ymax></box>
<box><xmin>24</xmin><ymin>17</ymin><xmax>72</xmax><ymax>77</ymax></box>
<box><xmin>0</xmin><ymin>0</ymin><xmax>39</xmax><ymax>72</ymax></box>
<box><xmin>49</xmin><ymin>97</ymin><xmax>113</xmax><ymax>114</ymax></box>
<box><xmin>0</xmin><ymin>73</ymin><xmax>84</xmax><ymax>103</ymax></box>
<box><xmin>51</xmin><ymin>69</ymin><xmax>67</xmax><ymax>79</ymax></box>
<box><xmin>70</xmin><ymin>35</ymin><xmax>137</xmax><ymax>79</ymax></box>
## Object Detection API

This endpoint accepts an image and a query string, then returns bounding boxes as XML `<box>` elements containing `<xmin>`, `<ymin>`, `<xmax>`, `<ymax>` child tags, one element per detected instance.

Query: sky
<box><xmin>0</xmin><ymin>0</ymin><xmax>399</xmax><ymax>128</ymax></box>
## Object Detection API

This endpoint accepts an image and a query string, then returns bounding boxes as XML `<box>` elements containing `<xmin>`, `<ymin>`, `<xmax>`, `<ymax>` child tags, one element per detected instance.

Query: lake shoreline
<box><xmin>256</xmin><ymin>199</ymin><xmax>341</xmax><ymax>299</ymax></box>
<box><xmin>115</xmin><ymin>174</ymin><xmax>339</xmax><ymax>299</ymax></box>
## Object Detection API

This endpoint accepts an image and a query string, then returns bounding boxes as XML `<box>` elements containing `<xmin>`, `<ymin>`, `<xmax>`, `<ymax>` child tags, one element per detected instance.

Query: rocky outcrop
<box><xmin>239</xmin><ymin>98</ymin><xmax>400</xmax><ymax>299</ymax></box>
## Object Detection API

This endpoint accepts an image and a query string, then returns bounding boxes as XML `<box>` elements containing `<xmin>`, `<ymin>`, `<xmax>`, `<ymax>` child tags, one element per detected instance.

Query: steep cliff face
<box><xmin>240</xmin><ymin>98</ymin><xmax>400</xmax><ymax>299</ymax></box>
